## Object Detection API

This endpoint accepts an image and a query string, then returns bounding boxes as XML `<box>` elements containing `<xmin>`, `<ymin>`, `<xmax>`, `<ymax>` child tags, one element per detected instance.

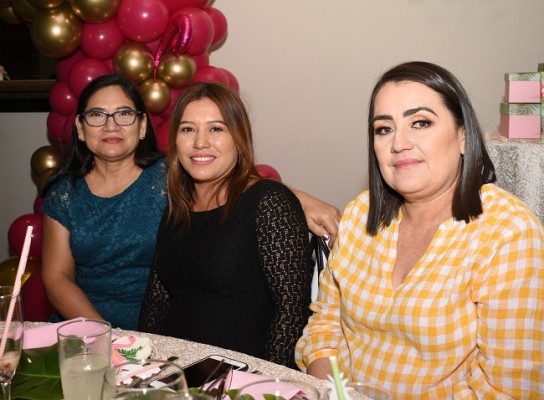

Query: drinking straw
<box><xmin>0</xmin><ymin>226</ymin><xmax>33</xmax><ymax>358</ymax></box>
<box><xmin>329</xmin><ymin>356</ymin><xmax>346</xmax><ymax>400</ymax></box>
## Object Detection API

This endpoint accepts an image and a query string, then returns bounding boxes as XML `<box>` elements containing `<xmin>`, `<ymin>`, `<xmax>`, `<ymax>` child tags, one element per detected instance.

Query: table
<box><xmin>484</xmin><ymin>132</ymin><xmax>544</xmax><ymax>224</ymax></box>
<box><xmin>24</xmin><ymin>322</ymin><xmax>369</xmax><ymax>400</ymax></box>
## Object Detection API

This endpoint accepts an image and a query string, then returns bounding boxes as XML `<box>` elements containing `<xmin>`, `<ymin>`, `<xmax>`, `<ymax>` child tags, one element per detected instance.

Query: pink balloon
<box><xmin>145</xmin><ymin>38</ymin><xmax>162</xmax><ymax>55</ymax></box>
<box><xmin>174</xmin><ymin>7</ymin><xmax>214</xmax><ymax>55</ymax></box>
<box><xmin>47</xmin><ymin>112</ymin><xmax>68</xmax><ymax>142</ymax></box>
<box><xmin>49</xmin><ymin>81</ymin><xmax>77</xmax><ymax>116</ymax></box>
<box><xmin>56</xmin><ymin>50</ymin><xmax>86</xmax><ymax>81</ymax></box>
<box><xmin>63</xmin><ymin>112</ymin><xmax>76</xmax><ymax>141</ymax></box>
<box><xmin>103</xmin><ymin>58</ymin><xmax>114</xmax><ymax>72</ymax></box>
<box><xmin>256</xmin><ymin>164</ymin><xmax>282</xmax><ymax>182</ymax></box>
<box><xmin>81</xmin><ymin>19</ymin><xmax>125</xmax><ymax>60</ymax></box>
<box><xmin>155</xmin><ymin>120</ymin><xmax>170</xmax><ymax>152</ymax></box>
<box><xmin>8</xmin><ymin>213</ymin><xmax>43</xmax><ymax>260</ymax></box>
<box><xmin>194</xmin><ymin>65</ymin><xmax>228</xmax><ymax>84</ymax></box>
<box><xmin>67</xmin><ymin>58</ymin><xmax>110</xmax><ymax>97</ymax></box>
<box><xmin>219</xmin><ymin>68</ymin><xmax>239</xmax><ymax>91</ymax></box>
<box><xmin>33</xmin><ymin>196</ymin><xmax>44</xmax><ymax>216</ymax></box>
<box><xmin>160</xmin><ymin>87</ymin><xmax>182</xmax><ymax>120</ymax></box>
<box><xmin>192</xmin><ymin>52</ymin><xmax>209</xmax><ymax>69</ymax></box>
<box><xmin>162</xmin><ymin>0</ymin><xmax>208</xmax><ymax>13</ymax></box>
<box><xmin>117</xmin><ymin>0</ymin><xmax>169</xmax><ymax>43</ymax></box>
<box><xmin>21</xmin><ymin>267</ymin><xmax>56</xmax><ymax>322</ymax></box>
<box><xmin>204</xmin><ymin>7</ymin><xmax>227</xmax><ymax>46</ymax></box>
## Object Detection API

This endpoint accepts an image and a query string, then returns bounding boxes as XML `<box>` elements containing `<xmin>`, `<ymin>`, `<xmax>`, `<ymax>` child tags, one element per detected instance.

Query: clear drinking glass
<box><xmin>234</xmin><ymin>378</ymin><xmax>320</xmax><ymax>400</ymax></box>
<box><xmin>57</xmin><ymin>319</ymin><xmax>112</xmax><ymax>400</ymax></box>
<box><xmin>102</xmin><ymin>358</ymin><xmax>190</xmax><ymax>399</ymax></box>
<box><xmin>0</xmin><ymin>286</ymin><xmax>23</xmax><ymax>400</ymax></box>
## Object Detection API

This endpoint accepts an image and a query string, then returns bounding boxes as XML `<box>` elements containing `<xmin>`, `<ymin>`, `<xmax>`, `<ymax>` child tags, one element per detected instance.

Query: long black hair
<box><xmin>366</xmin><ymin>61</ymin><xmax>496</xmax><ymax>235</ymax></box>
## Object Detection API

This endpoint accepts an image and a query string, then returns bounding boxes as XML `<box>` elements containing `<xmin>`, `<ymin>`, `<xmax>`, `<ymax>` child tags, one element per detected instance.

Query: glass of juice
<box><xmin>57</xmin><ymin>319</ymin><xmax>112</xmax><ymax>400</ymax></box>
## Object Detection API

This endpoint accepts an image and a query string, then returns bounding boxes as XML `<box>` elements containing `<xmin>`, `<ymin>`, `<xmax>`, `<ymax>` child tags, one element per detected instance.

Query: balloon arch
<box><xmin>0</xmin><ymin>0</ymin><xmax>282</xmax><ymax>320</ymax></box>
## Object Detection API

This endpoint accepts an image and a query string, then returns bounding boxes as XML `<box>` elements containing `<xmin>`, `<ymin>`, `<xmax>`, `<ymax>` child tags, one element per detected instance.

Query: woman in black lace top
<box><xmin>139</xmin><ymin>82</ymin><xmax>312</xmax><ymax>369</ymax></box>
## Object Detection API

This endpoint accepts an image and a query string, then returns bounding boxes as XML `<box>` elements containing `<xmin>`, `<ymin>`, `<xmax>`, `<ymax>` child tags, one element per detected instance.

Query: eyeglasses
<box><xmin>80</xmin><ymin>109</ymin><xmax>142</xmax><ymax>127</ymax></box>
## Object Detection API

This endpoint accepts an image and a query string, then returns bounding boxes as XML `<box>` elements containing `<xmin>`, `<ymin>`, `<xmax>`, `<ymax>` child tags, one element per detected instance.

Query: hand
<box><xmin>291</xmin><ymin>189</ymin><xmax>341</xmax><ymax>246</ymax></box>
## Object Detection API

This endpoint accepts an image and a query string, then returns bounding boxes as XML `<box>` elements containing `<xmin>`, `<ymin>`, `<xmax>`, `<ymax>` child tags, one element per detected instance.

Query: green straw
<box><xmin>329</xmin><ymin>356</ymin><xmax>346</xmax><ymax>400</ymax></box>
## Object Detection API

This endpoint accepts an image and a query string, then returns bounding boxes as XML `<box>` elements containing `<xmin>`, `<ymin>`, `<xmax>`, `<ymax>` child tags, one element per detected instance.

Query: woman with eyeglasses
<box><xmin>41</xmin><ymin>74</ymin><xmax>340</xmax><ymax>330</ymax></box>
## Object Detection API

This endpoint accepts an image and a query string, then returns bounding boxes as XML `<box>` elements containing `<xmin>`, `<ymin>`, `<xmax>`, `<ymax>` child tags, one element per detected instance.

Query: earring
<box><xmin>140</xmin><ymin>136</ymin><xmax>145</xmax><ymax>140</ymax></box>
<box><xmin>79</xmin><ymin>137</ymin><xmax>84</xmax><ymax>142</ymax></box>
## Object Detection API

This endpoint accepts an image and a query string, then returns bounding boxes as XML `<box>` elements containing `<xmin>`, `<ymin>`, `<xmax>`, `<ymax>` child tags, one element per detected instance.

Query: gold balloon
<box><xmin>30</xmin><ymin>3</ymin><xmax>81</xmax><ymax>58</ymax></box>
<box><xmin>36</xmin><ymin>168</ymin><xmax>55</xmax><ymax>194</ymax></box>
<box><xmin>9</xmin><ymin>0</ymin><xmax>39</xmax><ymax>23</ymax></box>
<box><xmin>68</xmin><ymin>0</ymin><xmax>120</xmax><ymax>23</ymax></box>
<box><xmin>0</xmin><ymin>256</ymin><xmax>40</xmax><ymax>286</ymax></box>
<box><xmin>30</xmin><ymin>145</ymin><xmax>60</xmax><ymax>177</ymax></box>
<box><xmin>0</xmin><ymin>5</ymin><xmax>21</xmax><ymax>23</ymax></box>
<box><xmin>113</xmin><ymin>42</ymin><xmax>154</xmax><ymax>85</ymax></box>
<box><xmin>140</xmin><ymin>79</ymin><xmax>171</xmax><ymax>115</ymax></box>
<box><xmin>157</xmin><ymin>53</ymin><xmax>196</xmax><ymax>89</ymax></box>
<box><xmin>28</xmin><ymin>0</ymin><xmax>65</xmax><ymax>9</ymax></box>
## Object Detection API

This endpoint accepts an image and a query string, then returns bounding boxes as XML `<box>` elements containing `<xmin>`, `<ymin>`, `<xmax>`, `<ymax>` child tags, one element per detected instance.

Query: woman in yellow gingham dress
<box><xmin>295</xmin><ymin>61</ymin><xmax>544</xmax><ymax>399</ymax></box>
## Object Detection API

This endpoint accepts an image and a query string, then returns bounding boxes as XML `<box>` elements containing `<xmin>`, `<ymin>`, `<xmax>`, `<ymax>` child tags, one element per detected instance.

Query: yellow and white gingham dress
<box><xmin>296</xmin><ymin>184</ymin><xmax>544</xmax><ymax>399</ymax></box>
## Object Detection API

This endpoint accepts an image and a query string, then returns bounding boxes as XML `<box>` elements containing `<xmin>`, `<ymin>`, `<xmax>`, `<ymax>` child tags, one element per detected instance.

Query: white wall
<box><xmin>1</xmin><ymin>0</ymin><xmax>543</xmax><ymax>260</ymax></box>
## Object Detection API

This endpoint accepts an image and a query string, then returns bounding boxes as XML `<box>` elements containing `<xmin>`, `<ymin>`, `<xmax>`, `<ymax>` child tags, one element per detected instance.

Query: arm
<box><xmin>41</xmin><ymin>215</ymin><xmax>103</xmax><ymax>320</ymax></box>
<box><xmin>290</xmin><ymin>188</ymin><xmax>341</xmax><ymax>246</ymax></box>
<box><xmin>256</xmin><ymin>186</ymin><xmax>313</xmax><ymax>369</ymax></box>
<box><xmin>307</xmin><ymin>357</ymin><xmax>333</xmax><ymax>380</ymax></box>
<box><xmin>469</xmin><ymin>217</ymin><xmax>544</xmax><ymax>398</ymax></box>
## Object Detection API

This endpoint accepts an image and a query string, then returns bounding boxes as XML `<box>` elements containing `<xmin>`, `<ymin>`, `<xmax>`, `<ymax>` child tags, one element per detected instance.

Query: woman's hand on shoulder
<box><xmin>291</xmin><ymin>188</ymin><xmax>341</xmax><ymax>246</ymax></box>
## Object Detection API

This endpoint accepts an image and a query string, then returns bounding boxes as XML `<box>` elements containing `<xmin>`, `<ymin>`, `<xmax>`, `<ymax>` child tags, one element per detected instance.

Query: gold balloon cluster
<box><xmin>30</xmin><ymin>145</ymin><xmax>60</xmax><ymax>194</ymax></box>
<box><xmin>113</xmin><ymin>43</ymin><xmax>197</xmax><ymax>114</ymax></box>
<box><xmin>1</xmin><ymin>0</ymin><xmax>120</xmax><ymax>58</ymax></box>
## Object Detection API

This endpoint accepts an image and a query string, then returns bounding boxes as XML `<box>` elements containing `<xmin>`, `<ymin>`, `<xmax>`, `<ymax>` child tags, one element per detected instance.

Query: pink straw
<box><xmin>0</xmin><ymin>226</ymin><xmax>33</xmax><ymax>358</ymax></box>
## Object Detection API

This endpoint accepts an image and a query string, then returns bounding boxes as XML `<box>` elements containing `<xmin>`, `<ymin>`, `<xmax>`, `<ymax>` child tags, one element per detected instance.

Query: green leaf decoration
<box><xmin>11</xmin><ymin>345</ymin><xmax>63</xmax><ymax>400</ymax></box>
<box><xmin>237</xmin><ymin>394</ymin><xmax>256</xmax><ymax>400</ymax></box>
<box><xmin>116</xmin><ymin>346</ymin><xmax>143</xmax><ymax>360</ymax></box>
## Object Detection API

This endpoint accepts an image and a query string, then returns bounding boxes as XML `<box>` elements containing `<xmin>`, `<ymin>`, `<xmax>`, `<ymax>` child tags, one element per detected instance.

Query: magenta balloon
<box><xmin>33</xmin><ymin>196</ymin><xmax>44</xmax><ymax>216</ymax></box>
<box><xmin>146</xmin><ymin>38</ymin><xmax>161</xmax><ymax>55</ymax></box>
<box><xmin>67</xmin><ymin>58</ymin><xmax>110</xmax><ymax>97</ymax></box>
<box><xmin>63</xmin><ymin>112</ymin><xmax>76</xmax><ymax>142</ymax></box>
<box><xmin>194</xmin><ymin>65</ymin><xmax>228</xmax><ymax>84</ymax></box>
<box><xmin>204</xmin><ymin>7</ymin><xmax>227</xmax><ymax>46</ymax></box>
<box><xmin>46</xmin><ymin>111</ymin><xmax>68</xmax><ymax>142</ymax></box>
<box><xmin>117</xmin><ymin>0</ymin><xmax>169</xmax><ymax>43</ymax></box>
<box><xmin>56</xmin><ymin>49</ymin><xmax>86</xmax><ymax>81</ymax></box>
<box><xmin>219</xmin><ymin>68</ymin><xmax>239</xmax><ymax>91</ymax></box>
<box><xmin>162</xmin><ymin>0</ymin><xmax>208</xmax><ymax>13</ymax></box>
<box><xmin>8</xmin><ymin>213</ymin><xmax>43</xmax><ymax>259</ymax></box>
<box><xmin>192</xmin><ymin>52</ymin><xmax>209</xmax><ymax>69</ymax></box>
<box><xmin>49</xmin><ymin>81</ymin><xmax>77</xmax><ymax>116</ymax></box>
<box><xmin>81</xmin><ymin>19</ymin><xmax>125</xmax><ymax>60</ymax></box>
<box><xmin>256</xmin><ymin>164</ymin><xmax>282</xmax><ymax>182</ymax></box>
<box><xmin>174</xmin><ymin>7</ymin><xmax>213</xmax><ymax>55</ymax></box>
<box><xmin>155</xmin><ymin>119</ymin><xmax>169</xmax><ymax>153</ymax></box>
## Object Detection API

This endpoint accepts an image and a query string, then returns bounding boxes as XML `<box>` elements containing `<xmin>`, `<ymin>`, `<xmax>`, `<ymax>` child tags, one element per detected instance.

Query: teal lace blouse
<box><xmin>42</xmin><ymin>158</ymin><xmax>167</xmax><ymax>329</ymax></box>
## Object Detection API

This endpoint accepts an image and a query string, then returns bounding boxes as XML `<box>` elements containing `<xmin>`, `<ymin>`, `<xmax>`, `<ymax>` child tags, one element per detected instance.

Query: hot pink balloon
<box><xmin>56</xmin><ymin>50</ymin><xmax>86</xmax><ymax>81</ymax></box>
<box><xmin>174</xmin><ymin>7</ymin><xmax>214</xmax><ymax>55</ymax></box>
<box><xmin>117</xmin><ymin>0</ymin><xmax>169</xmax><ymax>43</ymax></box>
<box><xmin>49</xmin><ymin>81</ymin><xmax>77</xmax><ymax>116</ymax></box>
<box><xmin>67</xmin><ymin>58</ymin><xmax>110</xmax><ymax>97</ymax></box>
<box><xmin>21</xmin><ymin>267</ymin><xmax>56</xmax><ymax>322</ymax></box>
<box><xmin>63</xmin><ymin>112</ymin><xmax>76</xmax><ymax>141</ymax></box>
<box><xmin>194</xmin><ymin>65</ymin><xmax>228</xmax><ymax>84</ymax></box>
<box><xmin>256</xmin><ymin>164</ymin><xmax>282</xmax><ymax>182</ymax></box>
<box><xmin>156</xmin><ymin>120</ymin><xmax>170</xmax><ymax>152</ymax></box>
<box><xmin>162</xmin><ymin>0</ymin><xmax>208</xmax><ymax>13</ymax></box>
<box><xmin>219</xmin><ymin>68</ymin><xmax>239</xmax><ymax>91</ymax></box>
<box><xmin>145</xmin><ymin>38</ymin><xmax>162</xmax><ymax>55</ymax></box>
<box><xmin>81</xmin><ymin>19</ymin><xmax>125</xmax><ymax>60</ymax></box>
<box><xmin>33</xmin><ymin>196</ymin><xmax>44</xmax><ymax>216</ymax></box>
<box><xmin>204</xmin><ymin>7</ymin><xmax>227</xmax><ymax>46</ymax></box>
<box><xmin>8</xmin><ymin>213</ymin><xmax>43</xmax><ymax>260</ymax></box>
<box><xmin>47</xmin><ymin>111</ymin><xmax>69</xmax><ymax>142</ymax></box>
<box><xmin>192</xmin><ymin>52</ymin><xmax>209</xmax><ymax>69</ymax></box>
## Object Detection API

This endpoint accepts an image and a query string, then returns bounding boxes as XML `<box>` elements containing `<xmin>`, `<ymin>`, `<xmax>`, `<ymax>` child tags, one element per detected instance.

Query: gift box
<box><xmin>499</xmin><ymin>102</ymin><xmax>541</xmax><ymax>139</ymax></box>
<box><xmin>504</xmin><ymin>72</ymin><xmax>541</xmax><ymax>103</ymax></box>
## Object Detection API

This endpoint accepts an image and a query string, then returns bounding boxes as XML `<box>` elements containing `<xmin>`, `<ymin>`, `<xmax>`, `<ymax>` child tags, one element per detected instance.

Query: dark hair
<box><xmin>366</xmin><ymin>61</ymin><xmax>496</xmax><ymax>235</ymax></box>
<box><xmin>42</xmin><ymin>74</ymin><xmax>162</xmax><ymax>196</ymax></box>
<box><xmin>166</xmin><ymin>81</ymin><xmax>260</xmax><ymax>231</ymax></box>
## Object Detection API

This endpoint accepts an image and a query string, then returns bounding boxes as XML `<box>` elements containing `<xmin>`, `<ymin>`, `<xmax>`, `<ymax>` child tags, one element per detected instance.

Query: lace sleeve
<box><xmin>256</xmin><ymin>184</ymin><xmax>313</xmax><ymax>369</ymax></box>
<box><xmin>138</xmin><ymin>254</ymin><xmax>171</xmax><ymax>333</ymax></box>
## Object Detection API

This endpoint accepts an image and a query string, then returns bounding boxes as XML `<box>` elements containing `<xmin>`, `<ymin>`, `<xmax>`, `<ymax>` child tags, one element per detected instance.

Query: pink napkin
<box><xmin>23</xmin><ymin>318</ymin><xmax>118</xmax><ymax>349</ymax></box>
<box><xmin>228</xmin><ymin>370</ymin><xmax>305</xmax><ymax>400</ymax></box>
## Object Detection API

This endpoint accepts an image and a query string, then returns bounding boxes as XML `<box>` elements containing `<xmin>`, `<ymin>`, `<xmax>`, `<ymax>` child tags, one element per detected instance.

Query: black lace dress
<box><xmin>139</xmin><ymin>180</ymin><xmax>312</xmax><ymax>369</ymax></box>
